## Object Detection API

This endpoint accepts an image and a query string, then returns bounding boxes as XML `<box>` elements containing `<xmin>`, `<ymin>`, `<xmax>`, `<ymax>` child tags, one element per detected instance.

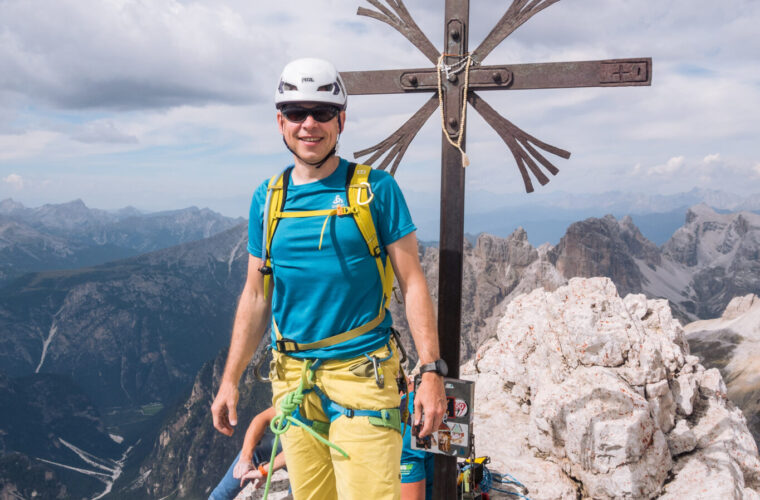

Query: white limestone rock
<box><xmin>698</xmin><ymin>368</ymin><xmax>728</xmax><ymax>400</ymax></box>
<box><xmin>646</xmin><ymin>379</ymin><xmax>676</xmax><ymax>433</ymax></box>
<box><xmin>469</xmin><ymin>277</ymin><xmax>760</xmax><ymax>499</ymax></box>
<box><xmin>669</xmin><ymin>372</ymin><xmax>698</xmax><ymax>416</ymax></box>
<box><xmin>666</xmin><ymin>419</ymin><xmax>696</xmax><ymax>456</ymax></box>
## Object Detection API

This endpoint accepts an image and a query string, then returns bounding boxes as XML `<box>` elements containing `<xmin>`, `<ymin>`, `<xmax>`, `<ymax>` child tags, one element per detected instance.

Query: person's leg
<box><xmin>208</xmin><ymin>451</ymin><xmax>242</xmax><ymax>500</ymax></box>
<box><xmin>271</xmin><ymin>351</ymin><xmax>337</xmax><ymax>500</ymax></box>
<box><xmin>320</xmin><ymin>344</ymin><xmax>403</xmax><ymax>500</ymax></box>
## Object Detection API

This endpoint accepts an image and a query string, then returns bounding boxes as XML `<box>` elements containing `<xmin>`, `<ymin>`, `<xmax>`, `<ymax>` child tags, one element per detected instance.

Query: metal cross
<box><xmin>341</xmin><ymin>2</ymin><xmax>651</xmax><ymax>497</ymax></box>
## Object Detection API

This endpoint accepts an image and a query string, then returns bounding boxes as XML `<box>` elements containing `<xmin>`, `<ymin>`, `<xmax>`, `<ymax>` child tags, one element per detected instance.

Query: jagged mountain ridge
<box><xmin>0</xmin><ymin>198</ymin><xmax>243</xmax><ymax>287</ymax></box>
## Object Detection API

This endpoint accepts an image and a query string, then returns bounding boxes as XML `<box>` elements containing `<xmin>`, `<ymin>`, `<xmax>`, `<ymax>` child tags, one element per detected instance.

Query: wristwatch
<box><xmin>419</xmin><ymin>359</ymin><xmax>448</xmax><ymax>377</ymax></box>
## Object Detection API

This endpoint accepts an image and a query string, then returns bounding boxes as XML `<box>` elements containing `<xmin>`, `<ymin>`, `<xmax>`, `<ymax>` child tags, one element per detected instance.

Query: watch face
<box><xmin>436</xmin><ymin>359</ymin><xmax>449</xmax><ymax>376</ymax></box>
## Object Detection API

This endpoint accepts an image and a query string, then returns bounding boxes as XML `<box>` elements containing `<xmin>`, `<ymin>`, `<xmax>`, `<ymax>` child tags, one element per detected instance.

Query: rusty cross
<box><xmin>341</xmin><ymin>2</ymin><xmax>651</xmax><ymax>497</ymax></box>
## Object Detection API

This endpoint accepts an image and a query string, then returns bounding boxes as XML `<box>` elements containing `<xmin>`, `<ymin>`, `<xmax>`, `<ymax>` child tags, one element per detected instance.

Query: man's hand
<box><xmin>413</xmin><ymin>372</ymin><xmax>446</xmax><ymax>437</ymax></box>
<box><xmin>240</xmin><ymin>469</ymin><xmax>266</xmax><ymax>489</ymax></box>
<box><xmin>232</xmin><ymin>456</ymin><xmax>254</xmax><ymax>482</ymax></box>
<box><xmin>211</xmin><ymin>381</ymin><xmax>239</xmax><ymax>436</ymax></box>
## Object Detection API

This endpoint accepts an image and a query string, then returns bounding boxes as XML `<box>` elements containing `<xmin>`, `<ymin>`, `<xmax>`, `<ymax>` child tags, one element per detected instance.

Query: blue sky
<box><xmin>1</xmin><ymin>0</ymin><xmax>759</xmax><ymax>217</ymax></box>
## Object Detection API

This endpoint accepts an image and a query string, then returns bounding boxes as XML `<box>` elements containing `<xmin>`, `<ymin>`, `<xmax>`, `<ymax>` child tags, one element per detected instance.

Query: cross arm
<box><xmin>341</xmin><ymin>58</ymin><xmax>651</xmax><ymax>95</ymax></box>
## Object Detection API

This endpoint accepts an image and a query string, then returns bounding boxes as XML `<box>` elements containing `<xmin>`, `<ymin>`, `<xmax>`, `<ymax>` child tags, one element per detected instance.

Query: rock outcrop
<box><xmin>464</xmin><ymin>278</ymin><xmax>760</xmax><ymax>499</ymax></box>
<box><xmin>392</xmin><ymin>229</ymin><xmax>566</xmax><ymax>363</ymax></box>
<box><xmin>686</xmin><ymin>294</ymin><xmax>760</xmax><ymax>445</ymax></box>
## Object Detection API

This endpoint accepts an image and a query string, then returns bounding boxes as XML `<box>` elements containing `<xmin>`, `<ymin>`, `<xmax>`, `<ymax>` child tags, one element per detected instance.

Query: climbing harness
<box><xmin>262</xmin><ymin>360</ymin><xmax>347</xmax><ymax>498</ymax></box>
<box><xmin>259</xmin><ymin>162</ymin><xmax>396</xmax><ymax>354</ymax></box>
<box><xmin>437</xmin><ymin>52</ymin><xmax>472</xmax><ymax>167</ymax></box>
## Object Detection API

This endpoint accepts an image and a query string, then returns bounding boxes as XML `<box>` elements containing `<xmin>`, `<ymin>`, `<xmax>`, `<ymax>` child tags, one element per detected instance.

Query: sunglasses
<box><xmin>281</xmin><ymin>106</ymin><xmax>340</xmax><ymax>123</ymax></box>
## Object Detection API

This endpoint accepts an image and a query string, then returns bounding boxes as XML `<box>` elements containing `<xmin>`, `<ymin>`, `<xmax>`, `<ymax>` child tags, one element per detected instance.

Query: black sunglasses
<box><xmin>281</xmin><ymin>105</ymin><xmax>340</xmax><ymax>123</ymax></box>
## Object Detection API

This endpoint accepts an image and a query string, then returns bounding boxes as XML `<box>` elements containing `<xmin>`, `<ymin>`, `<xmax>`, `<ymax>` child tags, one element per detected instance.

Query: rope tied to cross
<box><xmin>436</xmin><ymin>52</ymin><xmax>472</xmax><ymax>167</ymax></box>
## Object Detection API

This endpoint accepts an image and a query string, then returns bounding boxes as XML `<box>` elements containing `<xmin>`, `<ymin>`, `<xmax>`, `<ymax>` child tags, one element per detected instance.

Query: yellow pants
<box><xmin>271</xmin><ymin>344</ymin><xmax>402</xmax><ymax>500</ymax></box>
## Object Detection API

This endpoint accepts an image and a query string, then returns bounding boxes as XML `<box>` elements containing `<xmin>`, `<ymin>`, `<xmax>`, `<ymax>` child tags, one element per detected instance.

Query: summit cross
<box><xmin>340</xmin><ymin>2</ymin><xmax>651</xmax><ymax>497</ymax></box>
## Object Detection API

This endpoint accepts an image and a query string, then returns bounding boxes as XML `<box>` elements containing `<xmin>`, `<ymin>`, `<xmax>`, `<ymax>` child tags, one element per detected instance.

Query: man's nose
<box><xmin>301</xmin><ymin>114</ymin><xmax>319</xmax><ymax>128</ymax></box>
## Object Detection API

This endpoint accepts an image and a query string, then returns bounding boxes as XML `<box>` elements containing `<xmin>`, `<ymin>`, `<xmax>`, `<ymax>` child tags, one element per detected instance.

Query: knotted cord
<box><xmin>437</xmin><ymin>53</ymin><xmax>472</xmax><ymax>167</ymax></box>
<box><xmin>262</xmin><ymin>360</ymin><xmax>349</xmax><ymax>498</ymax></box>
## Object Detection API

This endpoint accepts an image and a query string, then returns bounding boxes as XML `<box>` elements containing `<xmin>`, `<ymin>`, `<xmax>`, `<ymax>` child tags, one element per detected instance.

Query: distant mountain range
<box><xmin>405</xmin><ymin>187</ymin><xmax>760</xmax><ymax>245</ymax></box>
<box><xmin>1</xmin><ymin>200</ymin><xmax>759</xmax><ymax>498</ymax></box>
<box><xmin>0</xmin><ymin>198</ymin><xmax>243</xmax><ymax>287</ymax></box>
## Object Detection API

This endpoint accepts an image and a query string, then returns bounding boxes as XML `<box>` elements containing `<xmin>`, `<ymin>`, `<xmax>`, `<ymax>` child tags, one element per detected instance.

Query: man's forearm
<box><xmin>402</xmin><ymin>274</ymin><xmax>440</xmax><ymax>364</ymax></box>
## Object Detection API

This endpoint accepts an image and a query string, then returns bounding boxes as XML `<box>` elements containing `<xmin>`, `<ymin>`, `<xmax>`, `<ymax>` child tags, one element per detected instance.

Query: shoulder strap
<box><xmin>261</xmin><ymin>166</ymin><xmax>293</xmax><ymax>297</ymax></box>
<box><xmin>346</xmin><ymin>163</ymin><xmax>395</xmax><ymax>313</ymax></box>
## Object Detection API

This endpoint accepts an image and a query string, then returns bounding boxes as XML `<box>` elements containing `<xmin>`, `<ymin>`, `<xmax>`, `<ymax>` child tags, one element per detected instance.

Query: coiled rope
<box><xmin>436</xmin><ymin>52</ymin><xmax>472</xmax><ymax>167</ymax></box>
<box><xmin>261</xmin><ymin>360</ymin><xmax>348</xmax><ymax>499</ymax></box>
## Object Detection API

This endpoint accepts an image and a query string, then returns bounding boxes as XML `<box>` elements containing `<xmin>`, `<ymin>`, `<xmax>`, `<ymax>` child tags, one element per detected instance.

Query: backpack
<box><xmin>259</xmin><ymin>162</ymin><xmax>395</xmax><ymax>353</ymax></box>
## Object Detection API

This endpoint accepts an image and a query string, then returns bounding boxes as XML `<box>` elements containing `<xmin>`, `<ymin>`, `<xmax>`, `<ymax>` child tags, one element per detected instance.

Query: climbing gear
<box><xmin>262</xmin><ymin>360</ymin><xmax>349</xmax><ymax>498</ymax></box>
<box><xmin>437</xmin><ymin>53</ymin><xmax>472</xmax><ymax>167</ymax></box>
<box><xmin>253</xmin><ymin>346</ymin><xmax>273</xmax><ymax>383</ymax></box>
<box><xmin>458</xmin><ymin>456</ymin><xmax>532</xmax><ymax>500</ymax></box>
<box><xmin>275</xmin><ymin>58</ymin><xmax>348</xmax><ymax>110</ymax></box>
<box><xmin>260</xmin><ymin>162</ymin><xmax>396</xmax><ymax>354</ymax></box>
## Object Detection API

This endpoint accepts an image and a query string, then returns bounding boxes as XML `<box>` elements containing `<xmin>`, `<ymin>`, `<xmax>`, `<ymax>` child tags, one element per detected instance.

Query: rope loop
<box><xmin>437</xmin><ymin>52</ymin><xmax>472</xmax><ymax>168</ymax></box>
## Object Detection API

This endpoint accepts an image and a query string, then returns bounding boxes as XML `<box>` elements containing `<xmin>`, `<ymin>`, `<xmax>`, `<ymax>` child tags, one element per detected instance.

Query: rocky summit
<box><xmin>464</xmin><ymin>277</ymin><xmax>760</xmax><ymax>499</ymax></box>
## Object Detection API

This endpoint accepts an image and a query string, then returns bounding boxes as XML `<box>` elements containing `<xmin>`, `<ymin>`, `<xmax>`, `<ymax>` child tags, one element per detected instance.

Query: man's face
<box><xmin>277</xmin><ymin>103</ymin><xmax>345</xmax><ymax>165</ymax></box>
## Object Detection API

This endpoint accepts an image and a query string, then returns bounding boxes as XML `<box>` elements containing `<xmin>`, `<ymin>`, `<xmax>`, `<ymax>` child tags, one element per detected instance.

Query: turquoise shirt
<box><xmin>248</xmin><ymin>158</ymin><xmax>416</xmax><ymax>359</ymax></box>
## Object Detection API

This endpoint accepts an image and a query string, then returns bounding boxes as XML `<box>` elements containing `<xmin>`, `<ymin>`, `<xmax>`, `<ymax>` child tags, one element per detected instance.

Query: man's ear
<box><xmin>276</xmin><ymin>111</ymin><xmax>285</xmax><ymax>134</ymax></box>
<box><xmin>339</xmin><ymin>110</ymin><xmax>346</xmax><ymax>133</ymax></box>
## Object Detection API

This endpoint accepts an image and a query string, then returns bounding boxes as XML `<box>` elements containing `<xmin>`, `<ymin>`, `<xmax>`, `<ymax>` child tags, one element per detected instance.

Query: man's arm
<box><xmin>386</xmin><ymin>231</ymin><xmax>446</xmax><ymax>437</ymax></box>
<box><xmin>211</xmin><ymin>254</ymin><xmax>272</xmax><ymax>436</ymax></box>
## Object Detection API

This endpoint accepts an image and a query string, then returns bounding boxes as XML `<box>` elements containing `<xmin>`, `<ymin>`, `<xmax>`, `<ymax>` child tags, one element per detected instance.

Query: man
<box><xmin>211</xmin><ymin>58</ymin><xmax>446</xmax><ymax>500</ymax></box>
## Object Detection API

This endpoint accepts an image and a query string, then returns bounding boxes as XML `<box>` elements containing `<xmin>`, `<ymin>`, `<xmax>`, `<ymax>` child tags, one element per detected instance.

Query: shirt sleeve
<box><xmin>247</xmin><ymin>180</ymin><xmax>270</xmax><ymax>257</ymax></box>
<box><xmin>369</xmin><ymin>169</ymin><xmax>417</xmax><ymax>247</ymax></box>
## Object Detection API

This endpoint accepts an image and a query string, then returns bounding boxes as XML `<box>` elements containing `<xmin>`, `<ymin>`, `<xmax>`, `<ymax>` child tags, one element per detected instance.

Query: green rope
<box><xmin>261</xmin><ymin>360</ymin><xmax>349</xmax><ymax>499</ymax></box>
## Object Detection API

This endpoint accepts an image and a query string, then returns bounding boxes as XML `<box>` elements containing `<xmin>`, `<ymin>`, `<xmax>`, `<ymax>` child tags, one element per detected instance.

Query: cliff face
<box><xmin>685</xmin><ymin>294</ymin><xmax>760</xmax><ymax>445</ymax></box>
<box><xmin>124</xmin><ymin>351</ymin><xmax>273</xmax><ymax>499</ymax></box>
<box><xmin>662</xmin><ymin>205</ymin><xmax>760</xmax><ymax>318</ymax></box>
<box><xmin>0</xmin><ymin>224</ymin><xmax>249</xmax><ymax>408</ymax></box>
<box><xmin>549</xmin><ymin>214</ymin><xmax>661</xmax><ymax>298</ymax></box>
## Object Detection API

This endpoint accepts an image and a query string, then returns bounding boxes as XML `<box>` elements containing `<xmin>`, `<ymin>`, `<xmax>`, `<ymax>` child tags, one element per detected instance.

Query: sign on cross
<box><xmin>341</xmin><ymin>1</ymin><xmax>651</xmax><ymax>497</ymax></box>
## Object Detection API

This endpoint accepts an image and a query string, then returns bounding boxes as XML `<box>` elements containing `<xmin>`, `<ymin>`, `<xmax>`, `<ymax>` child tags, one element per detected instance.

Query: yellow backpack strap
<box><xmin>346</xmin><ymin>163</ymin><xmax>395</xmax><ymax>313</ymax></box>
<box><xmin>260</xmin><ymin>167</ymin><xmax>292</xmax><ymax>297</ymax></box>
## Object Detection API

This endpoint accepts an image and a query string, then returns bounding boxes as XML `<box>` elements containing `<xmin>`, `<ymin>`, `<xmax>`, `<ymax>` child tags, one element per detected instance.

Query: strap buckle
<box><xmin>275</xmin><ymin>338</ymin><xmax>300</xmax><ymax>353</ymax></box>
<box><xmin>336</xmin><ymin>205</ymin><xmax>347</xmax><ymax>216</ymax></box>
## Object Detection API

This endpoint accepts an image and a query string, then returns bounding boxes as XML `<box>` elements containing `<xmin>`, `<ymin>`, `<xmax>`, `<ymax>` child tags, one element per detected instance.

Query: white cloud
<box><xmin>754</xmin><ymin>163</ymin><xmax>760</xmax><ymax>177</ymax></box>
<box><xmin>3</xmin><ymin>173</ymin><xmax>24</xmax><ymax>190</ymax></box>
<box><xmin>648</xmin><ymin>156</ymin><xmax>685</xmax><ymax>176</ymax></box>
<box><xmin>703</xmin><ymin>153</ymin><xmax>721</xmax><ymax>164</ymax></box>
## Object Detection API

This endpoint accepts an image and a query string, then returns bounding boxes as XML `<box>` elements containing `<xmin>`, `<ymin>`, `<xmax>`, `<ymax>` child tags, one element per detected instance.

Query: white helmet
<box><xmin>275</xmin><ymin>58</ymin><xmax>347</xmax><ymax>110</ymax></box>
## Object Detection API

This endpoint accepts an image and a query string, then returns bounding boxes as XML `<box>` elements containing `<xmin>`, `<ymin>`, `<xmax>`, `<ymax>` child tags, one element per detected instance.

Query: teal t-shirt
<box><xmin>248</xmin><ymin>158</ymin><xmax>416</xmax><ymax>359</ymax></box>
